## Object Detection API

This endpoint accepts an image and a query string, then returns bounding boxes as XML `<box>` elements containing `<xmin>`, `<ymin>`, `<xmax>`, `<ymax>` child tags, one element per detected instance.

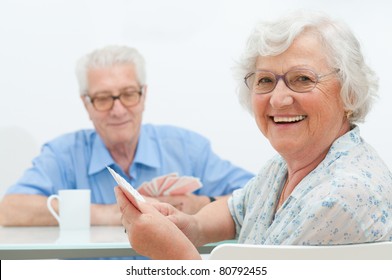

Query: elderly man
<box><xmin>0</xmin><ymin>45</ymin><xmax>253</xmax><ymax>226</ymax></box>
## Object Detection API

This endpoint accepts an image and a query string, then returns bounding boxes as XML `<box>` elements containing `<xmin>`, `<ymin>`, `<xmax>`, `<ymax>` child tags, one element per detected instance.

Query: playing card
<box><xmin>163</xmin><ymin>176</ymin><xmax>202</xmax><ymax>196</ymax></box>
<box><xmin>107</xmin><ymin>166</ymin><xmax>145</xmax><ymax>210</ymax></box>
<box><xmin>158</xmin><ymin>176</ymin><xmax>180</xmax><ymax>195</ymax></box>
<box><xmin>145</xmin><ymin>182</ymin><xmax>157</xmax><ymax>196</ymax></box>
<box><xmin>153</xmin><ymin>173</ymin><xmax>178</xmax><ymax>195</ymax></box>
<box><xmin>137</xmin><ymin>173</ymin><xmax>202</xmax><ymax>197</ymax></box>
<box><xmin>137</xmin><ymin>181</ymin><xmax>152</xmax><ymax>196</ymax></box>
<box><xmin>152</xmin><ymin>173</ymin><xmax>175</xmax><ymax>189</ymax></box>
<box><xmin>138</xmin><ymin>173</ymin><xmax>178</xmax><ymax>196</ymax></box>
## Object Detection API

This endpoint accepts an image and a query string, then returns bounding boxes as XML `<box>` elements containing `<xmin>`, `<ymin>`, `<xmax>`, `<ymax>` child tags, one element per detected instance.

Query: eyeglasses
<box><xmin>244</xmin><ymin>68</ymin><xmax>340</xmax><ymax>94</ymax></box>
<box><xmin>85</xmin><ymin>88</ymin><xmax>143</xmax><ymax>111</ymax></box>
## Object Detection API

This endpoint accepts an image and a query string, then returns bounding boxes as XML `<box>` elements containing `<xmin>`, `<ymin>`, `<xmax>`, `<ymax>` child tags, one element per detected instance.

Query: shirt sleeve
<box><xmin>5</xmin><ymin>142</ymin><xmax>74</xmax><ymax>196</ymax></box>
<box><xmin>227</xmin><ymin>176</ymin><xmax>258</xmax><ymax>238</ymax></box>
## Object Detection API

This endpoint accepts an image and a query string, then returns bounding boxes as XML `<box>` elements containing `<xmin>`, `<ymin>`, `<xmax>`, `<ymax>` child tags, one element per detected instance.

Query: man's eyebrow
<box><xmin>91</xmin><ymin>90</ymin><xmax>112</xmax><ymax>96</ymax></box>
<box><xmin>91</xmin><ymin>86</ymin><xmax>139</xmax><ymax>95</ymax></box>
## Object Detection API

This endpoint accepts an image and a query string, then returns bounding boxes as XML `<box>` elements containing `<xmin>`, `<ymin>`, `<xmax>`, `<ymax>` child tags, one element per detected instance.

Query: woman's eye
<box><xmin>258</xmin><ymin>77</ymin><xmax>273</xmax><ymax>84</ymax></box>
<box><xmin>298</xmin><ymin>75</ymin><xmax>311</xmax><ymax>82</ymax></box>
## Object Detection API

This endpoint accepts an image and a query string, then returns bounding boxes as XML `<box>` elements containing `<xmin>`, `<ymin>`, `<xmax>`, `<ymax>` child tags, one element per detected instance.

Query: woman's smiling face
<box><xmin>251</xmin><ymin>32</ymin><xmax>349</xmax><ymax>162</ymax></box>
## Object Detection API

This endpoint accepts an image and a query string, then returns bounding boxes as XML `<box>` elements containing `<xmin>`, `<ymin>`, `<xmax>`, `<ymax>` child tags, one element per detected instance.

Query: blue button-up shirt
<box><xmin>7</xmin><ymin>124</ymin><xmax>254</xmax><ymax>203</ymax></box>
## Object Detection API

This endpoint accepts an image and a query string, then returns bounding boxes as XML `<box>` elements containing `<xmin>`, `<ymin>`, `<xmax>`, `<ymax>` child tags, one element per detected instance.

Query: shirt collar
<box><xmin>88</xmin><ymin>126</ymin><xmax>161</xmax><ymax>175</ymax></box>
<box><xmin>323</xmin><ymin>125</ymin><xmax>361</xmax><ymax>167</ymax></box>
<box><xmin>88</xmin><ymin>134</ymin><xmax>115</xmax><ymax>175</ymax></box>
<box><xmin>133</xmin><ymin>126</ymin><xmax>161</xmax><ymax>169</ymax></box>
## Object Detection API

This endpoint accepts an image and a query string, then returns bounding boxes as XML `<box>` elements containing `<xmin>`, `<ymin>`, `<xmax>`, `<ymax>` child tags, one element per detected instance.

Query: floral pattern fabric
<box><xmin>229</xmin><ymin>126</ymin><xmax>392</xmax><ymax>245</ymax></box>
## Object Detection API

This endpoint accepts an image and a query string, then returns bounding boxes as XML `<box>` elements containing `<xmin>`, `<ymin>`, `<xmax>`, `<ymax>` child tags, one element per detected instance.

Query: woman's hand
<box><xmin>114</xmin><ymin>187</ymin><xmax>201</xmax><ymax>259</ymax></box>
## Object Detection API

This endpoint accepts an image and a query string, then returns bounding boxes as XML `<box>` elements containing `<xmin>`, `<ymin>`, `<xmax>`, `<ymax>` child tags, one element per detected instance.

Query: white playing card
<box><xmin>138</xmin><ymin>173</ymin><xmax>178</xmax><ymax>196</ymax></box>
<box><xmin>145</xmin><ymin>182</ymin><xmax>157</xmax><ymax>196</ymax></box>
<box><xmin>107</xmin><ymin>166</ymin><xmax>145</xmax><ymax>209</ymax></box>
<box><xmin>137</xmin><ymin>181</ymin><xmax>151</xmax><ymax>196</ymax></box>
<box><xmin>163</xmin><ymin>176</ymin><xmax>202</xmax><ymax>195</ymax></box>
<box><xmin>136</xmin><ymin>173</ymin><xmax>203</xmax><ymax>197</ymax></box>
<box><xmin>159</xmin><ymin>176</ymin><xmax>180</xmax><ymax>195</ymax></box>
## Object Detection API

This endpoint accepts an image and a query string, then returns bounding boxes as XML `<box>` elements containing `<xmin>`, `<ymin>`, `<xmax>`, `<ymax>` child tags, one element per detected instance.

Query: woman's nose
<box><xmin>269</xmin><ymin>80</ymin><xmax>294</xmax><ymax>109</ymax></box>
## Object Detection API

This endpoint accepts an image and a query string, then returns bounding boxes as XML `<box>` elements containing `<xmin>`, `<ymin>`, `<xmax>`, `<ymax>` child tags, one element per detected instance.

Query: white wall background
<box><xmin>1</xmin><ymin>0</ymin><xmax>391</xmax><ymax>195</ymax></box>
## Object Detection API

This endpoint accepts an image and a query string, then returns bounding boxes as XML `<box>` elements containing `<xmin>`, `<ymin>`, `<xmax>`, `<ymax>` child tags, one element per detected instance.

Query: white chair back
<box><xmin>209</xmin><ymin>242</ymin><xmax>392</xmax><ymax>260</ymax></box>
<box><xmin>0</xmin><ymin>126</ymin><xmax>39</xmax><ymax>199</ymax></box>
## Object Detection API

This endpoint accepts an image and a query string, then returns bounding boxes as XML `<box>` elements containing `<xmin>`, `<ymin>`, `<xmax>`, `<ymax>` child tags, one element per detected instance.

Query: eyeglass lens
<box><xmin>91</xmin><ymin>91</ymin><xmax>141</xmax><ymax>111</ymax></box>
<box><xmin>246</xmin><ymin>69</ymin><xmax>319</xmax><ymax>94</ymax></box>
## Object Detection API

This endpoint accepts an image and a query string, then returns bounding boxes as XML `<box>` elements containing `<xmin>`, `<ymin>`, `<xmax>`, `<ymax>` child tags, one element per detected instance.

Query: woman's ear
<box><xmin>345</xmin><ymin>110</ymin><xmax>353</xmax><ymax>120</ymax></box>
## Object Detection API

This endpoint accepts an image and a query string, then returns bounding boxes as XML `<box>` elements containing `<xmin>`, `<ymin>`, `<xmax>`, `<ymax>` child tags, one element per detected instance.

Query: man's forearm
<box><xmin>0</xmin><ymin>194</ymin><xmax>58</xmax><ymax>226</ymax></box>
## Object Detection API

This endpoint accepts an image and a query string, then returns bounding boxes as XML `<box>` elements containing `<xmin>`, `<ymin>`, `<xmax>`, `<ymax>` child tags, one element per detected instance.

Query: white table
<box><xmin>0</xmin><ymin>226</ymin><xmax>231</xmax><ymax>259</ymax></box>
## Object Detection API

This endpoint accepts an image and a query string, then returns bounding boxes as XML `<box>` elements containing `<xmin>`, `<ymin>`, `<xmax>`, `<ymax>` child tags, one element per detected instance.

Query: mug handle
<box><xmin>47</xmin><ymin>195</ymin><xmax>61</xmax><ymax>224</ymax></box>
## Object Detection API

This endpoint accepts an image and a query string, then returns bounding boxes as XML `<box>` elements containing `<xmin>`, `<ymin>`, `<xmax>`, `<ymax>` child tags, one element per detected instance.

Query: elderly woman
<box><xmin>115</xmin><ymin>11</ymin><xmax>392</xmax><ymax>259</ymax></box>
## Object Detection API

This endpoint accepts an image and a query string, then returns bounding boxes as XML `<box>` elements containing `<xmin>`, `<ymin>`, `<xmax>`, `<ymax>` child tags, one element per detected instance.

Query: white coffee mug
<box><xmin>47</xmin><ymin>189</ymin><xmax>91</xmax><ymax>230</ymax></box>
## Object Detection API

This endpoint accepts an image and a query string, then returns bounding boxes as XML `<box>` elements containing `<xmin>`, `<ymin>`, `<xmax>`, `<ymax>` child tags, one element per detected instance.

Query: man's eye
<box><xmin>124</xmin><ymin>91</ymin><xmax>137</xmax><ymax>96</ymax></box>
<box><xmin>122</xmin><ymin>92</ymin><xmax>137</xmax><ymax>98</ymax></box>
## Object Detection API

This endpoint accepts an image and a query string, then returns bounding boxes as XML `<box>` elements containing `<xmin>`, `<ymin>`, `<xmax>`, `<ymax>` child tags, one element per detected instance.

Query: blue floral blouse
<box><xmin>228</xmin><ymin>126</ymin><xmax>392</xmax><ymax>245</ymax></box>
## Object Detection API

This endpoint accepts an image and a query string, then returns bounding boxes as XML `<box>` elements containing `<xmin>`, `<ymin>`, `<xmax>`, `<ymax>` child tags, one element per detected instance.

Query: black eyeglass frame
<box><xmin>84</xmin><ymin>87</ymin><xmax>144</xmax><ymax>112</ymax></box>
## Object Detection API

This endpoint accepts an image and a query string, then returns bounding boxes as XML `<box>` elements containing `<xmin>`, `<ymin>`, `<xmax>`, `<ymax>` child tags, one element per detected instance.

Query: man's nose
<box><xmin>110</xmin><ymin>96</ymin><xmax>127</xmax><ymax>113</ymax></box>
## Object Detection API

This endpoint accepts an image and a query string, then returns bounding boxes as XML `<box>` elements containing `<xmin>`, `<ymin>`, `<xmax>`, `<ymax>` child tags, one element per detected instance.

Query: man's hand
<box><xmin>155</xmin><ymin>193</ymin><xmax>210</xmax><ymax>214</ymax></box>
<box><xmin>90</xmin><ymin>203</ymin><xmax>123</xmax><ymax>225</ymax></box>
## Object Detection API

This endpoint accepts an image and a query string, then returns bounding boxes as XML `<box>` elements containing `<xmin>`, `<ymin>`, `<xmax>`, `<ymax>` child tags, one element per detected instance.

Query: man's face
<box><xmin>82</xmin><ymin>64</ymin><xmax>146</xmax><ymax>149</ymax></box>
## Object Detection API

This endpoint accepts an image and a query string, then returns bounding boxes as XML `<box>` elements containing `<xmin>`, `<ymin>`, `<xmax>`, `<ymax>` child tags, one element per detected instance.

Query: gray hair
<box><xmin>75</xmin><ymin>45</ymin><xmax>146</xmax><ymax>95</ymax></box>
<box><xmin>235</xmin><ymin>11</ymin><xmax>378</xmax><ymax>123</ymax></box>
